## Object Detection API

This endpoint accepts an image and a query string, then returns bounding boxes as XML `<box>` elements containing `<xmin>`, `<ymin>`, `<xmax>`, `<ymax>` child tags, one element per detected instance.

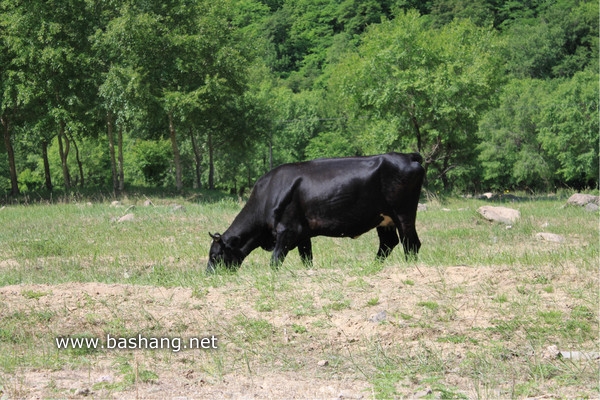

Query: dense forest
<box><xmin>1</xmin><ymin>0</ymin><xmax>598</xmax><ymax>199</ymax></box>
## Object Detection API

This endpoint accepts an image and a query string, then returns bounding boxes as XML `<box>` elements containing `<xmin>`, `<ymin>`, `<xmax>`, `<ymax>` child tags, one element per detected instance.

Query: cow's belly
<box><xmin>306</xmin><ymin>211</ymin><xmax>393</xmax><ymax>238</ymax></box>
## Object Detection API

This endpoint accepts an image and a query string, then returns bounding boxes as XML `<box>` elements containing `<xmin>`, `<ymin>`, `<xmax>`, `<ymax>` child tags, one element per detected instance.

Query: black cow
<box><xmin>207</xmin><ymin>152</ymin><xmax>424</xmax><ymax>272</ymax></box>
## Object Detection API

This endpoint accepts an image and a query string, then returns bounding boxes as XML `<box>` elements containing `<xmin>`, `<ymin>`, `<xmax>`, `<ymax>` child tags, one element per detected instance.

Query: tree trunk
<box><xmin>117</xmin><ymin>124</ymin><xmax>125</xmax><ymax>193</ymax></box>
<box><xmin>1</xmin><ymin>115</ymin><xmax>19</xmax><ymax>196</ymax></box>
<box><xmin>190</xmin><ymin>126</ymin><xmax>202</xmax><ymax>189</ymax></box>
<box><xmin>441</xmin><ymin>154</ymin><xmax>450</xmax><ymax>191</ymax></box>
<box><xmin>208</xmin><ymin>130</ymin><xmax>215</xmax><ymax>190</ymax></box>
<box><xmin>41</xmin><ymin>140</ymin><xmax>53</xmax><ymax>192</ymax></box>
<box><xmin>68</xmin><ymin>133</ymin><xmax>84</xmax><ymax>188</ymax></box>
<box><xmin>168</xmin><ymin>112</ymin><xmax>183</xmax><ymax>191</ymax></box>
<box><xmin>107</xmin><ymin>110</ymin><xmax>119</xmax><ymax>196</ymax></box>
<box><xmin>57</xmin><ymin>120</ymin><xmax>71</xmax><ymax>191</ymax></box>
<box><xmin>409</xmin><ymin>106</ymin><xmax>422</xmax><ymax>154</ymax></box>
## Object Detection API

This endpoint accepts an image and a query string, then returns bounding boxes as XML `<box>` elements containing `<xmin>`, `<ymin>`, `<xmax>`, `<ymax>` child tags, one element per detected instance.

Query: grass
<box><xmin>0</xmin><ymin>193</ymin><xmax>597</xmax><ymax>398</ymax></box>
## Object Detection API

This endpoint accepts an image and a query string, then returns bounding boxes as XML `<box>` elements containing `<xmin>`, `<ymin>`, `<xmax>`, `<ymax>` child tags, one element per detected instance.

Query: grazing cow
<box><xmin>207</xmin><ymin>152</ymin><xmax>424</xmax><ymax>272</ymax></box>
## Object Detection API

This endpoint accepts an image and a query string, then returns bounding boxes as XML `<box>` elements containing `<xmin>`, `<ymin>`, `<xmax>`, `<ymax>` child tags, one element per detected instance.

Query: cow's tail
<box><xmin>409</xmin><ymin>152</ymin><xmax>423</xmax><ymax>164</ymax></box>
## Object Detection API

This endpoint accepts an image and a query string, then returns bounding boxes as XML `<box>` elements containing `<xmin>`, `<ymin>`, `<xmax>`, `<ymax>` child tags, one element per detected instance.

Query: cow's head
<box><xmin>207</xmin><ymin>232</ymin><xmax>243</xmax><ymax>273</ymax></box>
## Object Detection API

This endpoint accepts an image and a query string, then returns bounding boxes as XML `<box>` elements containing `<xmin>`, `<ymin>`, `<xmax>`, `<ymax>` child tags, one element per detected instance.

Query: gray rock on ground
<box><xmin>535</xmin><ymin>232</ymin><xmax>565</xmax><ymax>243</ymax></box>
<box><xmin>566</xmin><ymin>193</ymin><xmax>599</xmax><ymax>207</ymax></box>
<box><xmin>477</xmin><ymin>206</ymin><xmax>521</xmax><ymax>224</ymax></box>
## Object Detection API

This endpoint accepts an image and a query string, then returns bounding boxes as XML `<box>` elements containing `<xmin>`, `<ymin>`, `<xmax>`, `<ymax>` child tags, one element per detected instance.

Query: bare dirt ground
<box><xmin>0</xmin><ymin>261</ymin><xmax>597</xmax><ymax>399</ymax></box>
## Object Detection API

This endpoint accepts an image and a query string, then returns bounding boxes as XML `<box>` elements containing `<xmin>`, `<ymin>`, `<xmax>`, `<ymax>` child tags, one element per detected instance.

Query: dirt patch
<box><xmin>0</xmin><ymin>263</ymin><xmax>596</xmax><ymax>399</ymax></box>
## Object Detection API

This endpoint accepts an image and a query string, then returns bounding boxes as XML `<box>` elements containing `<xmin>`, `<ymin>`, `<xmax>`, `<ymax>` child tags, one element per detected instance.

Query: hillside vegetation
<box><xmin>1</xmin><ymin>0</ymin><xmax>598</xmax><ymax>199</ymax></box>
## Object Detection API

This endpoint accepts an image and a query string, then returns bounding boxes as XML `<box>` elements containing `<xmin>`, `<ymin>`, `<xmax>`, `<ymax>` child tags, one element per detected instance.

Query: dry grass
<box><xmin>0</xmin><ymin>195</ymin><xmax>597</xmax><ymax>398</ymax></box>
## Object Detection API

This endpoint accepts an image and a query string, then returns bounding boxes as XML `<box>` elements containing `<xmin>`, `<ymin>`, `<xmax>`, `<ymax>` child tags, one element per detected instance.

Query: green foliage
<box><xmin>478</xmin><ymin>69</ymin><xmax>599</xmax><ymax>191</ymax></box>
<box><xmin>537</xmin><ymin>69</ymin><xmax>599</xmax><ymax>188</ymax></box>
<box><xmin>0</xmin><ymin>0</ymin><xmax>597</xmax><ymax>197</ymax></box>
<box><xmin>333</xmin><ymin>11</ymin><xmax>504</xmax><ymax>189</ymax></box>
<box><xmin>477</xmin><ymin>79</ymin><xmax>555</xmax><ymax>191</ymax></box>
<box><xmin>130</xmin><ymin>139</ymin><xmax>173</xmax><ymax>187</ymax></box>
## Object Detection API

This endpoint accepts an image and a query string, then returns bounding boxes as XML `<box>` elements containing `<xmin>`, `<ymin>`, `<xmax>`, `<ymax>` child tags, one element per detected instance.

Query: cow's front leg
<box><xmin>376</xmin><ymin>226</ymin><xmax>399</xmax><ymax>260</ymax></box>
<box><xmin>298</xmin><ymin>239</ymin><xmax>313</xmax><ymax>266</ymax></box>
<box><xmin>271</xmin><ymin>226</ymin><xmax>298</xmax><ymax>268</ymax></box>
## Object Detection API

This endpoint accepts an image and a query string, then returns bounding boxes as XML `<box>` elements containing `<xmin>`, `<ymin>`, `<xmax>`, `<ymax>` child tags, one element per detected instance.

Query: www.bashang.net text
<box><xmin>55</xmin><ymin>334</ymin><xmax>218</xmax><ymax>353</ymax></box>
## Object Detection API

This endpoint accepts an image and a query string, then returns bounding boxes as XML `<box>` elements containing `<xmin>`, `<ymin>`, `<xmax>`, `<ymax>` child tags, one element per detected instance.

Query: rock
<box><xmin>143</xmin><ymin>199</ymin><xmax>154</xmax><ymax>207</ymax></box>
<box><xmin>110</xmin><ymin>200</ymin><xmax>121</xmax><ymax>207</ymax></box>
<box><xmin>542</xmin><ymin>345</ymin><xmax>599</xmax><ymax>361</ymax></box>
<box><xmin>417</xmin><ymin>203</ymin><xmax>427</xmax><ymax>211</ymax></box>
<box><xmin>369</xmin><ymin>310</ymin><xmax>387</xmax><ymax>323</ymax></box>
<box><xmin>542</xmin><ymin>345</ymin><xmax>559</xmax><ymax>360</ymax></box>
<box><xmin>477</xmin><ymin>206</ymin><xmax>521</xmax><ymax>224</ymax></box>
<box><xmin>75</xmin><ymin>388</ymin><xmax>91</xmax><ymax>396</ymax></box>
<box><xmin>117</xmin><ymin>213</ymin><xmax>135</xmax><ymax>223</ymax></box>
<box><xmin>413</xmin><ymin>387</ymin><xmax>433</xmax><ymax>398</ymax></box>
<box><xmin>567</xmin><ymin>193</ymin><xmax>599</xmax><ymax>207</ymax></box>
<box><xmin>97</xmin><ymin>375</ymin><xmax>113</xmax><ymax>383</ymax></box>
<box><xmin>585</xmin><ymin>203</ymin><xmax>599</xmax><ymax>212</ymax></box>
<box><xmin>535</xmin><ymin>232</ymin><xmax>565</xmax><ymax>243</ymax></box>
<box><xmin>172</xmin><ymin>204</ymin><xmax>186</xmax><ymax>212</ymax></box>
<box><xmin>317</xmin><ymin>359</ymin><xmax>329</xmax><ymax>367</ymax></box>
<box><xmin>338</xmin><ymin>390</ymin><xmax>364</xmax><ymax>399</ymax></box>
<box><xmin>559</xmin><ymin>351</ymin><xmax>600</xmax><ymax>361</ymax></box>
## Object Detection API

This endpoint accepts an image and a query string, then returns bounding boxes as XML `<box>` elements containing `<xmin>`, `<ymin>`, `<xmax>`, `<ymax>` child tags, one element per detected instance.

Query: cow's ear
<box><xmin>209</xmin><ymin>232</ymin><xmax>222</xmax><ymax>242</ymax></box>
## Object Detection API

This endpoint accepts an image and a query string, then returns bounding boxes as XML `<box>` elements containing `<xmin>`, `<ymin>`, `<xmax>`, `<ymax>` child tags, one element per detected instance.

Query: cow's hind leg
<box><xmin>397</xmin><ymin>214</ymin><xmax>420</xmax><ymax>259</ymax></box>
<box><xmin>376</xmin><ymin>226</ymin><xmax>400</xmax><ymax>260</ymax></box>
<box><xmin>298</xmin><ymin>239</ymin><xmax>313</xmax><ymax>266</ymax></box>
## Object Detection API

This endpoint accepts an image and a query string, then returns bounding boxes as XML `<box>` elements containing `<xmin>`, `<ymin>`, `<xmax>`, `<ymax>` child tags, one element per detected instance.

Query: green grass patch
<box><xmin>0</xmin><ymin>195</ymin><xmax>597</xmax><ymax>398</ymax></box>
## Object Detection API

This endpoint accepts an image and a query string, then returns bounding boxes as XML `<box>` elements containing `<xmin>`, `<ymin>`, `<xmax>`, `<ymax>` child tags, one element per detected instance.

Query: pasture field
<box><xmin>0</xmin><ymin>194</ymin><xmax>597</xmax><ymax>399</ymax></box>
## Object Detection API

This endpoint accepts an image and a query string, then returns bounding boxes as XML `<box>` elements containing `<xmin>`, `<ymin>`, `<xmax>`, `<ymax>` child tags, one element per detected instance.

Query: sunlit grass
<box><xmin>0</xmin><ymin>194</ymin><xmax>597</xmax><ymax>398</ymax></box>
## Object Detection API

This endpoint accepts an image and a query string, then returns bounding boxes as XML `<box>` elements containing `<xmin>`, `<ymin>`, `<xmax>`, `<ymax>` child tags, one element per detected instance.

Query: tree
<box><xmin>0</xmin><ymin>31</ymin><xmax>20</xmax><ymax>196</ymax></box>
<box><xmin>333</xmin><ymin>10</ymin><xmax>504</xmax><ymax>190</ymax></box>
<box><xmin>2</xmin><ymin>0</ymin><xmax>98</xmax><ymax>192</ymax></box>
<box><xmin>501</xmin><ymin>0</ymin><xmax>599</xmax><ymax>79</ymax></box>
<box><xmin>477</xmin><ymin>79</ymin><xmax>556</xmax><ymax>191</ymax></box>
<box><xmin>538</xmin><ymin>69</ymin><xmax>599</xmax><ymax>189</ymax></box>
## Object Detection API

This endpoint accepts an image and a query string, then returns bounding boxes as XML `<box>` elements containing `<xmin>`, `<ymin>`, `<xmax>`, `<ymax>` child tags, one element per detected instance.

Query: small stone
<box><xmin>317</xmin><ymin>359</ymin><xmax>329</xmax><ymax>367</ymax></box>
<box><xmin>369</xmin><ymin>310</ymin><xmax>387</xmax><ymax>323</ymax></box>
<box><xmin>542</xmin><ymin>345</ymin><xmax>559</xmax><ymax>360</ymax></box>
<box><xmin>117</xmin><ymin>213</ymin><xmax>135</xmax><ymax>223</ymax></box>
<box><xmin>585</xmin><ymin>203</ymin><xmax>599</xmax><ymax>212</ymax></box>
<box><xmin>172</xmin><ymin>204</ymin><xmax>186</xmax><ymax>212</ymax></box>
<box><xmin>535</xmin><ymin>232</ymin><xmax>565</xmax><ymax>243</ymax></box>
<box><xmin>110</xmin><ymin>201</ymin><xmax>121</xmax><ymax>207</ymax></box>
<box><xmin>414</xmin><ymin>387</ymin><xmax>433</xmax><ymax>398</ymax></box>
<box><xmin>559</xmin><ymin>351</ymin><xmax>600</xmax><ymax>360</ymax></box>
<box><xmin>338</xmin><ymin>390</ymin><xmax>364</xmax><ymax>399</ymax></box>
<box><xmin>417</xmin><ymin>203</ymin><xmax>427</xmax><ymax>211</ymax></box>
<box><xmin>75</xmin><ymin>388</ymin><xmax>91</xmax><ymax>396</ymax></box>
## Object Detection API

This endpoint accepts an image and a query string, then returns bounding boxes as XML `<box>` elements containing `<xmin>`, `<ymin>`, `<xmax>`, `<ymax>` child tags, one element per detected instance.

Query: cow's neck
<box><xmin>224</xmin><ymin>209</ymin><xmax>264</xmax><ymax>260</ymax></box>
